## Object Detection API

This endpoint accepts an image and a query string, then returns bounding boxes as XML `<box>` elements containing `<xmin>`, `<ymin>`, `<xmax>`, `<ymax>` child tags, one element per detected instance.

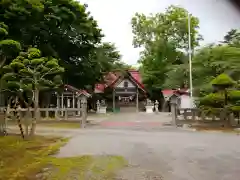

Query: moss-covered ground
<box><xmin>0</xmin><ymin>135</ymin><xmax>127</xmax><ymax>180</ymax></box>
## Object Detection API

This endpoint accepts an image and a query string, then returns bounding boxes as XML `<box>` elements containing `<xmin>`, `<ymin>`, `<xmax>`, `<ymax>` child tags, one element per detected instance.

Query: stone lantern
<box><xmin>145</xmin><ymin>99</ymin><xmax>154</xmax><ymax>113</ymax></box>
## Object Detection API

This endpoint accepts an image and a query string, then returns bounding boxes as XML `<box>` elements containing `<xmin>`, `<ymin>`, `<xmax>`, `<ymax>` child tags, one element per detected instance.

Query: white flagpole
<box><xmin>188</xmin><ymin>13</ymin><xmax>193</xmax><ymax>98</ymax></box>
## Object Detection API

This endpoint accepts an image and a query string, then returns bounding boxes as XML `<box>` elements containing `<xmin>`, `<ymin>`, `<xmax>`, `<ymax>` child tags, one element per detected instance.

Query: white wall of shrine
<box><xmin>116</xmin><ymin>79</ymin><xmax>136</xmax><ymax>88</ymax></box>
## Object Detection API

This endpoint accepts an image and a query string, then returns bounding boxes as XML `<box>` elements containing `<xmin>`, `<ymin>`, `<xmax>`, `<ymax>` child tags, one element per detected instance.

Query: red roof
<box><xmin>162</xmin><ymin>89</ymin><xmax>190</xmax><ymax>96</ymax></box>
<box><xmin>162</xmin><ymin>89</ymin><xmax>176</xmax><ymax>95</ymax></box>
<box><xmin>128</xmin><ymin>70</ymin><xmax>144</xmax><ymax>89</ymax></box>
<box><xmin>94</xmin><ymin>70</ymin><xmax>145</xmax><ymax>93</ymax></box>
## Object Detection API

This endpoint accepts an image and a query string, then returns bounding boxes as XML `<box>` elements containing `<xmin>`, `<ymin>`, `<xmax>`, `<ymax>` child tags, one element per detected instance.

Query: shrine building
<box><xmin>94</xmin><ymin>70</ymin><xmax>147</xmax><ymax>112</ymax></box>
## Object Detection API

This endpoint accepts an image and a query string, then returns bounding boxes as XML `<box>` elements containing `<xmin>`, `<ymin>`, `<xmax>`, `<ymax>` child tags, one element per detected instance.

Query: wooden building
<box><xmin>94</xmin><ymin>70</ymin><xmax>147</xmax><ymax>112</ymax></box>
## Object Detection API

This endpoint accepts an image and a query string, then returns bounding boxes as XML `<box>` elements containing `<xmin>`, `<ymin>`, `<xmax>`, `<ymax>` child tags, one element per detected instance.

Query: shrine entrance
<box><xmin>112</xmin><ymin>75</ymin><xmax>146</xmax><ymax>112</ymax></box>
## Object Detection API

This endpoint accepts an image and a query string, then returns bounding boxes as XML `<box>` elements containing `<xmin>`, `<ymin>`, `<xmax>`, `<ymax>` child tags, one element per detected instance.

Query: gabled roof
<box><xmin>64</xmin><ymin>84</ymin><xmax>91</xmax><ymax>97</ymax></box>
<box><xmin>94</xmin><ymin>70</ymin><xmax>145</xmax><ymax>93</ymax></box>
<box><xmin>128</xmin><ymin>70</ymin><xmax>145</xmax><ymax>90</ymax></box>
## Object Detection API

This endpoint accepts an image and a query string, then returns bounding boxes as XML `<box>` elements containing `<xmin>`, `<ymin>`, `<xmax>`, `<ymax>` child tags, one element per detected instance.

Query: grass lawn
<box><xmin>0</xmin><ymin>135</ymin><xmax>127</xmax><ymax>180</ymax></box>
<box><xmin>8</xmin><ymin>121</ymin><xmax>82</xmax><ymax>129</ymax></box>
<box><xmin>38</xmin><ymin>122</ymin><xmax>81</xmax><ymax>129</ymax></box>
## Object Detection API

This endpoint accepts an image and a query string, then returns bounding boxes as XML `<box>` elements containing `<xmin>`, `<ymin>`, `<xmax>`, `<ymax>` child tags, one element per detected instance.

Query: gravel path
<box><xmin>57</xmin><ymin>127</ymin><xmax>240</xmax><ymax>180</ymax></box>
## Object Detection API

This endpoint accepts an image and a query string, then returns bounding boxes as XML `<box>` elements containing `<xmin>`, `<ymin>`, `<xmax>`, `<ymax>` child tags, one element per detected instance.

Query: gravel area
<box><xmin>57</xmin><ymin>128</ymin><xmax>240</xmax><ymax>180</ymax></box>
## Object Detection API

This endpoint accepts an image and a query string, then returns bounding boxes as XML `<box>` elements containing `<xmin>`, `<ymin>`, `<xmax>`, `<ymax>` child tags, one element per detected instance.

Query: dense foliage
<box><xmin>0</xmin><ymin>22</ymin><xmax>21</xmax><ymax>68</ymax></box>
<box><xmin>132</xmin><ymin>5</ymin><xmax>240</xmax><ymax>102</ymax></box>
<box><xmin>131</xmin><ymin>5</ymin><xmax>202</xmax><ymax>93</ymax></box>
<box><xmin>0</xmin><ymin>0</ymin><xmax>131</xmax><ymax>135</ymax></box>
<box><xmin>2</xmin><ymin>48</ymin><xmax>64</xmax><ymax>135</ymax></box>
<box><xmin>199</xmin><ymin>74</ymin><xmax>240</xmax><ymax>118</ymax></box>
<box><xmin>0</xmin><ymin>0</ymin><xmax>125</xmax><ymax>89</ymax></box>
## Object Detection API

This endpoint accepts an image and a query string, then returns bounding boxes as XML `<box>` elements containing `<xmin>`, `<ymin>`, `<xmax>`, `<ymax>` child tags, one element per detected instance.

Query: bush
<box><xmin>228</xmin><ymin>90</ymin><xmax>240</xmax><ymax>102</ymax></box>
<box><xmin>211</xmin><ymin>73</ymin><xmax>235</xmax><ymax>87</ymax></box>
<box><xmin>230</xmin><ymin>106</ymin><xmax>240</xmax><ymax>112</ymax></box>
<box><xmin>199</xmin><ymin>93</ymin><xmax>225</xmax><ymax>108</ymax></box>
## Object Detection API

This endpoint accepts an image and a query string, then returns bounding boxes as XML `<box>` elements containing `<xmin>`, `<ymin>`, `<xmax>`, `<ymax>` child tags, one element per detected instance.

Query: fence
<box><xmin>0</xmin><ymin>106</ymin><xmax>88</xmax><ymax>135</ymax></box>
<box><xmin>4</xmin><ymin>107</ymin><xmax>88</xmax><ymax>120</ymax></box>
<box><xmin>171</xmin><ymin>103</ymin><xmax>240</xmax><ymax>127</ymax></box>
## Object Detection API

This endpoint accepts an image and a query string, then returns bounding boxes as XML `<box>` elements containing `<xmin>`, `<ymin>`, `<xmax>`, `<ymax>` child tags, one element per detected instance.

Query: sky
<box><xmin>80</xmin><ymin>0</ymin><xmax>240</xmax><ymax>65</ymax></box>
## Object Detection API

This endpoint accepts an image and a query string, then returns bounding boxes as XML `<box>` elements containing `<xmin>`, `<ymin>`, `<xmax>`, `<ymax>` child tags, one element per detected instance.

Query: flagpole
<box><xmin>188</xmin><ymin>13</ymin><xmax>193</xmax><ymax>98</ymax></box>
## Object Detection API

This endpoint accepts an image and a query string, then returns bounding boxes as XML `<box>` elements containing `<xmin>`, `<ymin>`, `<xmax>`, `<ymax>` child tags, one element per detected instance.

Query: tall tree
<box><xmin>223</xmin><ymin>29</ymin><xmax>240</xmax><ymax>47</ymax></box>
<box><xmin>131</xmin><ymin>5</ymin><xmax>202</xmax><ymax>91</ymax></box>
<box><xmin>0</xmin><ymin>0</ymin><xmax>103</xmax><ymax>89</ymax></box>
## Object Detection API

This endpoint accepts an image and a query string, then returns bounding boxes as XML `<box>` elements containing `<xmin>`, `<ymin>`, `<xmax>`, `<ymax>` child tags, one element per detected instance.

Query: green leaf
<box><xmin>27</xmin><ymin>48</ymin><xmax>41</xmax><ymax>59</ymax></box>
<box><xmin>31</xmin><ymin>58</ymin><xmax>44</xmax><ymax>66</ymax></box>
<box><xmin>211</xmin><ymin>73</ymin><xmax>236</xmax><ymax>87</ymax></box>
<box><xmin>2</xmin><ymin>72</ymin><xmax>17</xmax><ymax>81</ymax></box>
<box><xmin>0</xmin><ymin>39</ymin><xmax>21</xmax><ymax>56</ymax></box>
<box><xmin>9</xmin><ymin>61</ymin><xmax>24</xmax><ymax>69</ymax></box>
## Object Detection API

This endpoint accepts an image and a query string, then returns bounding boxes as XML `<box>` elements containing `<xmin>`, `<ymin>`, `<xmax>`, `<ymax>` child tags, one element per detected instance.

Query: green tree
<box><xmin>0</xmin><ymin>22</ymin><xmax>21</xmax><ymax>68</ymax></box>
<box><xmin>2</xmin><ymin>48</ymin><xmax>64</xmax><ymax>135</ymax></box>
<box><xmin>131</xmin><ymin>5</ymin><xmax>202</xmax><ymax>92</ymax></box>
<box><xmin>193</xmin><ymin>44</ymin><xmax>240</xmax><ymax>96</ymax></box>
<box><xmin>131</xmin><ymin>5</ymin><xmax>202</xmax><ymax>50</ymax></box>
<box><xmin>223</xmin><ymin>29</ymin><xmax>240</xmax><ymax>46</ymax></box>
<box><xmin>0</xmin><ymin>0</ymin><xmax>102</xmax><ymax>89</ymax></box>
<box><xmin>199</xmin><ymin>74</ymin><xmax>240</xmax><ymax>126</ymax></box>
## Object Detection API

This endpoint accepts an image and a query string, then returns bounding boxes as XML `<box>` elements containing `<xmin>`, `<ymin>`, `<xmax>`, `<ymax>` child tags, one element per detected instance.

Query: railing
<box><xmin>4</xmin><ymin>108</ymin><xmax>86</xmax><ymax>121</ymax></box>
<box><xmin>170</xmin><ymin>104</ymin><xmax>240</xmax><ymax>127</ymax></box>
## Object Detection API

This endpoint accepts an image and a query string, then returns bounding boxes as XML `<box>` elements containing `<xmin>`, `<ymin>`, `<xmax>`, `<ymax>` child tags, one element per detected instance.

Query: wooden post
<box><xmin>77</xmin><ymin>98</ymin><xmax>80</xmax><ymax>116</ymax></box>
<box><xmin>113</xmin><ymin>89</ymin><xmax>115</xmax><ymax>112</ymax></box>
<box><xmin>81</xmin><ymin>98</ymin><xmax>87</xmax><ymax>128</ymax></box>
<box><xmin>170</xmin><ymin>103</ymin><xmax>177</xmax><ymax>127</ymax></box>
<box><xmin>46</xmin><ymin>109</ymin><xmax>49</xmax><ymax>120</ymax></box>
<box><xmin>72</xmin><ymin>93</ymin><xmax>75</xmax><ymax>116</ymax></box>
<box><xmin>65</xmin><ymin>108</ymin><xmax>68</xmax><ymax>120</ymax></box>
<box><xmin>183</xmin><ymin>109</ymin><xmax>187</xmax><ymax>120</ymax></box>
<box><xmin>56</xmin><ymin>94</ymin><xmax>60</xmax><ymax>119</ymax></box>
<box><xmin>72</xmin><ymin>93</ymin><xmax>75</xmax><ymax>108</ymax></box>
<box><xmin>192</xmin><ymin>109</ymin><xmax>196</xmax><ymax>121</ymax></box>
<box><xmin>136</xmin><ymin>88</ymin><xmax>139</xmax><ymax>112</ymax></box>
<box><xmin>61</xmin><ymin>93</ymin><xmax>64</xmax><ymax>116</ymax></box>
<box><xmin>55</xmin><ymin>108</ymin><xmax>59</xmax><ymax>120</ymax></box>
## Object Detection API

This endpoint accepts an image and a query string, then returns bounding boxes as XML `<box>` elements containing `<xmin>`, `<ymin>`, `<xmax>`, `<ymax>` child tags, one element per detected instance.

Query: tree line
<box><xmin>0</xmin><ymin>0</ymin><xmax>128</xmax><ymax>136</ymax></box>
<box><xmin>131</xmin><ymin>5</ymin><xmax>240</xmax><ymax>102</ymax></box>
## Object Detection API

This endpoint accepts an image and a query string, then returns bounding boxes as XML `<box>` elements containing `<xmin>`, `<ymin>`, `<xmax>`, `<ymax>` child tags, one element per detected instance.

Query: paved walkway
<box><xmin>57</xmin><ymin>112</ymin><xmax>240</xmax><ymax>180</ymax></box>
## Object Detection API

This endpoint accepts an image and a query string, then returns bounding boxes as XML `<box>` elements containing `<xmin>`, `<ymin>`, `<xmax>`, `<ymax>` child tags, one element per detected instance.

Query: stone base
<box><xmin>97</xmin><ymin>107</ymin><xmax>107</xmax><ymax>114</ymax></box>
<box><xmin>146</xmin><ymin>106</ymin><xmax>154</xmax><ymax>113</ymax></box>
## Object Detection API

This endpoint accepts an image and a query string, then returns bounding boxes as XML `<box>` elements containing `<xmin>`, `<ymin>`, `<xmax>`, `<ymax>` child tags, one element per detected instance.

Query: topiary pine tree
<box><xmin>0</xmin><ymin>22</ymin><xmax>21</xmax><ymax>68</ymax></box>
<box><xmin>2</xmin><ymin>47</ymin><xmax>64</xmax><ymax>135</ymax></box>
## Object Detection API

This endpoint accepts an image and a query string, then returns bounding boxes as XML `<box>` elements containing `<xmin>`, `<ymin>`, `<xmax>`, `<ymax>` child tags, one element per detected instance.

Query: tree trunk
<box><xmin>0</xmin><ymin>55</ymin><xmax>6</xmax><ymax>69</ymax></box>
<box><xmin>30</xmin><ymin>89</ymin><xmax>39</xmax><ymax>136</ymax></box>
<box><xmin>24</xmin><ymin>106</ymin><xmax>31</xmax><ymax>137</ymax></box>
<box><xmin>14</xmin><ymin>97</ymin><xmax>24</xmax><ymax>139</ymax></box>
